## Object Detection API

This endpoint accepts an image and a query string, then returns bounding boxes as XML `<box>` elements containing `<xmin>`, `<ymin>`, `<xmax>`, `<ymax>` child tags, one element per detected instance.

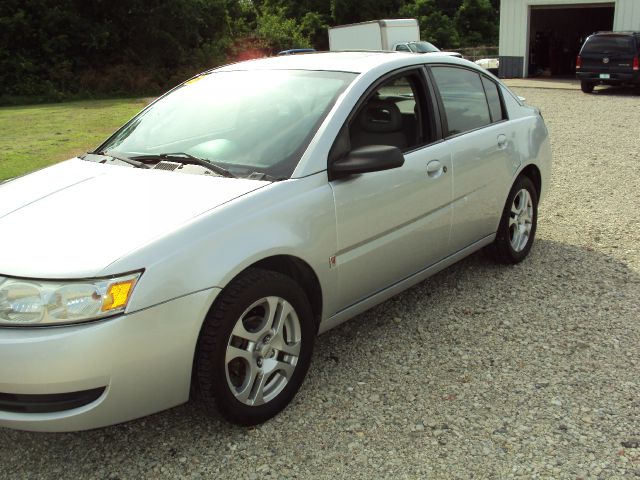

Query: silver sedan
<box><xmin>0</xmin><ymin>52</ymin><xmax>551</xmax><ymax>431</ymax></box>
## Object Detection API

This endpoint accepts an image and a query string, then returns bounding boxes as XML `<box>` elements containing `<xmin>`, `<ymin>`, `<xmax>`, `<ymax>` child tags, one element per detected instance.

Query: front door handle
<box><xmin>497</xmin><ymin>134</ymin><xmax>507</xmax><ymax>149</ymax></box>
<box><xmin>426</xmin><ymin>160</ymin><xmax>446</xmax><ymax>178</ymax></box>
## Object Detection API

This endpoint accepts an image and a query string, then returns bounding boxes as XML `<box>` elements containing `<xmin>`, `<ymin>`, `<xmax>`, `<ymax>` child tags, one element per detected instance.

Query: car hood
<box><xmin>0</xmin><ymin>159</ymin><xmax>267</xmax><ymax>278</ymax></box>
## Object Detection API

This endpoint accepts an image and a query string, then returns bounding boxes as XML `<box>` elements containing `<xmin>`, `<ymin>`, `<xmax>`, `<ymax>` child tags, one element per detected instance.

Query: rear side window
<box><xmin>431</xmin><ymin>66</ymin><xmax>491</xmax><ymax>136</ymax></box>
<box><xmin>481</xmin><ymin>76</ymin><xmax>506</xmax><ymax>123</ymax></box>
<box><xmin>582</xmin><ymin>36</ymin><xmax>635</xmax><ymax>54</ymax></box>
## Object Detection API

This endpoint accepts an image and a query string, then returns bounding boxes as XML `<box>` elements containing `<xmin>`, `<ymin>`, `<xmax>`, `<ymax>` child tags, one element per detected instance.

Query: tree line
<box><xmin>0</xmin><ymin>0</ymin><xmax>499</xmax><ymax>103</ymax></box>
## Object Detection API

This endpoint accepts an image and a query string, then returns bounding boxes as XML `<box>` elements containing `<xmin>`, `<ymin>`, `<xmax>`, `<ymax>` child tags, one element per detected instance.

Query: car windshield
<box><xmin>582</xmin><ymin>36</ymin><xmax>635</xmax><ymax>54</ymax></box>
<box><xmin>409</xmin><ymin>42</ymin><xmax>440</xmax><ymax>53</ymax></box>
<box><xmin>98</xmin><ymin>70</ymin><xmax>356</xmax><ymax>179</ymax></box>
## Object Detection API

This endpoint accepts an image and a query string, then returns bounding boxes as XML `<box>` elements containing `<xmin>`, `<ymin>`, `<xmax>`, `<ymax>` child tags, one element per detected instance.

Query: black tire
<box><xmin>195</xmin><ymin>268</ymin><xmax>315</xmax><ymax>426</ymax></box>
<box><xmin>485</xmin><ymin>175</ymin><xmax>538</xmax><ymax>265</ymax></box>
<box><xmin>581</xmin><ymin>81</ymin><xmax>595</xmax><ymax>93</ymax></box>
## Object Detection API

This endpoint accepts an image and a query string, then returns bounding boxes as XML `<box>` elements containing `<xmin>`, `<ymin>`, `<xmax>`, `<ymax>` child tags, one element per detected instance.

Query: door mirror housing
<box><xmin>329</xmin><ymin>145</ymin><xmax>405</xmax><ymax>180</ymax></box>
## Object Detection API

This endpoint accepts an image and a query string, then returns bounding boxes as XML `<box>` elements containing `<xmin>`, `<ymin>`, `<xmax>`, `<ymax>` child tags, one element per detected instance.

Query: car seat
<box><xmin>351</xmin><ymin>100</ymin><xmax>407</xmax><ymax>150</ymax></box>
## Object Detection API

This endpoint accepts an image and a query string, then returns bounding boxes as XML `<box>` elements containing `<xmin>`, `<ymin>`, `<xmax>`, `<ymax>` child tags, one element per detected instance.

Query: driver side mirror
<box><xmin>329</xmin><ymin>145</ymin><xmax>405</xmax><ymax>180</ymax></box>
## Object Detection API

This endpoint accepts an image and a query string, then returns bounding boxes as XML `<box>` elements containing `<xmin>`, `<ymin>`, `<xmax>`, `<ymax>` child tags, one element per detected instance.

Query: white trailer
<box><xmin>328</xmin><ymin>19</ymin><xmax>420</xmax><ymax>52</ymax></box>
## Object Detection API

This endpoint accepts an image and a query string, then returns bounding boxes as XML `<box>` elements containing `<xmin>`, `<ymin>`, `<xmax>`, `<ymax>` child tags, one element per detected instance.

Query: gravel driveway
<box><xmin>1</xmin><ymin>86</ymin><xmax>639</xmax><ymax>480</ymax></box>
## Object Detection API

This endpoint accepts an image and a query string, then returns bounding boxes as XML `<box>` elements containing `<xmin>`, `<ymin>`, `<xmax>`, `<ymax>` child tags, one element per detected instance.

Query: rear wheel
<box><xmin>581</xmin><ymin>81</ymin><xmax>595</xmax><ymax>93</ymax></box>
<box><xmin>195</xmin><ymin>268</ymin><xmax>315</xmax><ymax>425</ymax></box>
<box><xmin>486</xmin><ymin>176</ymin><xmax>538</xmax><ymax>264</ymax></box>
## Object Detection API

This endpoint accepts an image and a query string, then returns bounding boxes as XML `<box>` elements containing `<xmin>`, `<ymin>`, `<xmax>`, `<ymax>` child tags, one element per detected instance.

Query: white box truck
<box><xmin>328</xmin><ymin>19</ymin><xmax>420</xmax><ymax>52</ymax></box>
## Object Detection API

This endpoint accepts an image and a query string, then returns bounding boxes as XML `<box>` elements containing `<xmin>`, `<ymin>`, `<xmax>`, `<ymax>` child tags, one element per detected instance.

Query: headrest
<box><xmin>358</xmin><ymin>100</ymin><xmax>402</xmax><ymax>133</ymax></box>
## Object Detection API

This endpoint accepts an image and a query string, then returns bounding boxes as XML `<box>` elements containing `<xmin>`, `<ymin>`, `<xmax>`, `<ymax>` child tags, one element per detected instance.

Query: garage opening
<box><xmin>528</xmin><ymin>4</ymin><xmax>614</xmax><ymax>77</ymax></box>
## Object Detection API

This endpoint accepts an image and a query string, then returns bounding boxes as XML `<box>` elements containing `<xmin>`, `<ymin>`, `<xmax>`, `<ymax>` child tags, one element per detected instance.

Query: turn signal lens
<box><xmin>102</xmin><ymin>279</ymin><xmax>137</xmax><ymax>312</ymax></box>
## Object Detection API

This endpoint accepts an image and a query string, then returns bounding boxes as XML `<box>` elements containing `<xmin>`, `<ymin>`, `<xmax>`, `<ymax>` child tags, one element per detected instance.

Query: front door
<box><xmin>329</xmin><ymin>70</ymin><xmax>453</xmax><ymax>310</ymax></box>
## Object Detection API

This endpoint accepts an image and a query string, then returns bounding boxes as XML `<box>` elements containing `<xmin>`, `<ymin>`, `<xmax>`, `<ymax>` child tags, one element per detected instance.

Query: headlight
<box><xmin>0</xmin><ymin>272</ymin><xmax>141</xmax><ymax>326</ymax></box>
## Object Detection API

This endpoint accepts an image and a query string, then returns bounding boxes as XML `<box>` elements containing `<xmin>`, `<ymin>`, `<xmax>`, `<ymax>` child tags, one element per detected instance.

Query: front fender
<box><xmin>102</xmin><ymin>173</ymin><xmax>338</xmax><ymax>323</ymax></box>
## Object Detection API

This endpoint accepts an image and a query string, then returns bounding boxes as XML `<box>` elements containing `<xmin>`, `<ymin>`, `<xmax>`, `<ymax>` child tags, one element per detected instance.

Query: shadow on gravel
<box><xmin>1</xmin><ymin>239</ymin><xmax>638</xmax><ymax>477</ymax></box>
<box><xmin>591</xmin><ymin>85</ymin><xmax>640</xmax><ymax>96</ymax></box>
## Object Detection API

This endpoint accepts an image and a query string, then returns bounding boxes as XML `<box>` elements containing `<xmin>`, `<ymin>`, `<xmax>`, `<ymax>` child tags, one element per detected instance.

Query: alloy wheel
<box><xmin>509</xmin><ymin>188</ymin><xmax>534</xmax><ymax>252</ymax></box>
<box><xmin>225</xmin><ymin>296</ymin><xmax>301</xmax><ymax>406</ymax></box>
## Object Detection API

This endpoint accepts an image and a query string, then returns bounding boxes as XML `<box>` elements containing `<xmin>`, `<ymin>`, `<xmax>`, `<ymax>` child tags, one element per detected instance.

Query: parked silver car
<box><xmin>0</xmin><ymin>52</ymin><xmax>551</xmax><ymax>432</ymax></box>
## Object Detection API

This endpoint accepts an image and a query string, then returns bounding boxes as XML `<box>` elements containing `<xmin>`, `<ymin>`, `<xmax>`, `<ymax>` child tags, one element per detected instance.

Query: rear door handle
<box><xmin>426</xmin><ymin>160</ymin><xmax>446</xmax><ymax>178</ymax></box>
<box><xmin>497</xmin><ymin>134</ymin><xmax>507</xmax><ymax>149</ymax></box>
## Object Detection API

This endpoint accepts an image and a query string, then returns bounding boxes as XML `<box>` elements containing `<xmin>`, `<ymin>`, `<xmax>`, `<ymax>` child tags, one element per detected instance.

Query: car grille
<box><xmin>153</xmin><ymin>161</ymin><xmax>181</xmax><ymax>171</ymax></box>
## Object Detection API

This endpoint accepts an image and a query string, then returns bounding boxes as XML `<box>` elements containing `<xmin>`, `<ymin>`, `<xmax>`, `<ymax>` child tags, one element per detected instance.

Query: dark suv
<box><xmin>576</xmin><ymin>31</ymin><xmax>640</xmax><ymax>93</ymax></box>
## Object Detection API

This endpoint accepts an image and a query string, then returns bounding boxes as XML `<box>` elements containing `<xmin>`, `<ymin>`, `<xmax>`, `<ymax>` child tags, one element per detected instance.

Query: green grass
<box><xmin>0</xmin><ymin>98</ymin><xmax>148</xmax><ymax>181</ymax></box>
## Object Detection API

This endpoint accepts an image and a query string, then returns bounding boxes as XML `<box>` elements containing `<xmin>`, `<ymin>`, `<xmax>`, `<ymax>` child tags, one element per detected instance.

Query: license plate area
<box><xmin>599</xmin><ymin>73</ymin><xmax>610</xmax><ymax>79</ymax></box>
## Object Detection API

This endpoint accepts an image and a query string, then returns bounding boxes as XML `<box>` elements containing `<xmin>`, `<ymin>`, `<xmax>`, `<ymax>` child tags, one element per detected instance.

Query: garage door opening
<box><xmin>528</xmin><ymin>4</ymin><xmax>614</xmax><ymax>77</ymax></box>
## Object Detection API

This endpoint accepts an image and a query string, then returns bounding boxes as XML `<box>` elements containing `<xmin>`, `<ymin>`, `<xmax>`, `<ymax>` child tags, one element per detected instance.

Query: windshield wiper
<box><xmin>132</xmin><ymin>152</ymin><xmax>236</xmax><ymax>178</ymax></box>
<box><xmin>94</xmin><ymin>150</ymin><xmax>150</xmax><ymax>169</ymax></box>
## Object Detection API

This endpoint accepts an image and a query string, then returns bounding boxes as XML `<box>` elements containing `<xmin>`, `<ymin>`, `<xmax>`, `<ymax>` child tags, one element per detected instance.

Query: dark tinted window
<box><xmin>481</xmin><ymin>77</ymin><xmax>505</xmax><ymax>123</ymax></box>
<box><xmin>582</xmin><ymin>36</ymin><xmax>635</xmax><ymax>54</ymax></box>
<box><xmin>396</xmin><ymin>44</ymin><xmax>411</xmax><ymax>52</ymax></box>
<box><xmin>431</xmin><ymin>67</ymin><xmax>491</xmax><ymax>135</ymax></box>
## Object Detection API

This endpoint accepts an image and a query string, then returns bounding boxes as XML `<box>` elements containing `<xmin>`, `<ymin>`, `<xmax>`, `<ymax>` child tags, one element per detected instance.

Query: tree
<box><xmin>253</xmin><ymin>0</ymin><xmax>331</xmax><ymax>20</ymax></box>
<box><xmin>0</xmin><ymin>0</ymin><xmax>503</xmax><ymax>102</ymax></box>
<box><xmin>400</xmin><ymin>0</ymin><xmax>460</xmax><ymax>48</ymax></box>
<box><xmin>255</xmin><ymin>7</ymin><xmax>311</xmax><ymax>53</ymax></box>
<box><xmin>455</xmin><ymin>0</ymin><xmax>498</xmax><ymax>46</ymax></box>
<box><xmin>0</xmin><ymin>0</ymin><xmax>234</xmax><ymax>100</ymax></box>
<box><xmin>433</xmin><ymin>0</ymin><xmax>462</xmax><ymax>18</ymax></box>
<box><xmin>330</xmin><ymin>0</ymin><xmax>404</xmax><ymax>25</ymax></box>
<box><xmin>300</xmin><ymin>11</ymin><xmax>330</xmax><ymax>50</ymax></box>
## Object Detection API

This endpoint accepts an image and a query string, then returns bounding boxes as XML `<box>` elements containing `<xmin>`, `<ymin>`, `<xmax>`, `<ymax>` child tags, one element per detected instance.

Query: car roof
<box><xmin>214</xmin><ymin>51</ymin><xmax>468</xmax><ymax>74</ymax></box>
<box><xmin>590</xmin><ymin>31</ymin><xmax>640</xmax><ymax>37</ymax></box>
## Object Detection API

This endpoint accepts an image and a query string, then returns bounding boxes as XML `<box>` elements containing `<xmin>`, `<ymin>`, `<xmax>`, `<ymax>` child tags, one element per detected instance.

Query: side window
<box><xmin>395</xmin><ymin>44</ymin><xmax>411</xmax><ymax>52</ymax></box>
<box><xmin>348</xmin><ymin>73</ymin><xmax>432</xmax><ymax>153</ymax></box>
<box><xmin>481</xmin><ymin>76</ymin><xmax>506</xmax><ymax>123</ymax></box>
<box><xmin>431</xmin><ymin>66</ymin><xmax>491</xmax><ymax>136</ymax></box>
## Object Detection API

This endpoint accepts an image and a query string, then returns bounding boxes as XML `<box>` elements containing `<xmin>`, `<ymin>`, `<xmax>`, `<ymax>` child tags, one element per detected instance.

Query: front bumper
<box><xmin>0</xmin><ymin>288</ymin><xmax>219</xmax><ymax>432</ymax></box>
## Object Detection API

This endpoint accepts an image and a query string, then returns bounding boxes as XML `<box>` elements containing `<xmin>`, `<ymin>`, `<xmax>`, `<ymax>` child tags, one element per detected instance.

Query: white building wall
<box><xmin>614</xmin><ymin>0</ymin><xmax>640</xmax><ymax>30</ymax></box>
<box><xmin>499</xmin><ymin>0</ymin><xmax>640</xmax><ymax>77</ymax></box>
<box><xmin>499</xmin><ymin>0</ymin><xmax>528</xmax><ymax>57</ymax></box>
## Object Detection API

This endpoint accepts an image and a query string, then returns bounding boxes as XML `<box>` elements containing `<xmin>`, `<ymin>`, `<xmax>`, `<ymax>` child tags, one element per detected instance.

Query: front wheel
<box><xmin>486</xmin><ymin>176</ymin><xmax>538</xmax><ymax>264</ymax></box>
<box><xmin>194</xmin><ymin>268</ymin><xmax>315</xmax><ymax>425</ymax></box>
<box><xmin>581</xmin><ymin>81</ymin><xmax>595</xmax><ymax>93</ymax></box>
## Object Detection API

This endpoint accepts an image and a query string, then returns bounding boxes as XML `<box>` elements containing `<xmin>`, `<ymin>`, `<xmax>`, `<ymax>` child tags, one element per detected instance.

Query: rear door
<box><xmin>329</xmin><ymin>68</ymin><xmax>453</xmax><ymax>310</ymax></box>
<box><xmin>428</xmin><ymin>66</ymin><xmax>516</xmax><ymax>252</ymax></box>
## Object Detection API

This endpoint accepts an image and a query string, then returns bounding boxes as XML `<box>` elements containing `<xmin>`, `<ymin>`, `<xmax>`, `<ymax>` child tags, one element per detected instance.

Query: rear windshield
<box><xmin>409</xmin><ymin>42</ymin><xmax>440</xmax><ymax>53</ymax></box>
<box><xmin>582</xmin><ymin>36</ymin><xmax>635</xmax><ymax>54</ymax></box>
